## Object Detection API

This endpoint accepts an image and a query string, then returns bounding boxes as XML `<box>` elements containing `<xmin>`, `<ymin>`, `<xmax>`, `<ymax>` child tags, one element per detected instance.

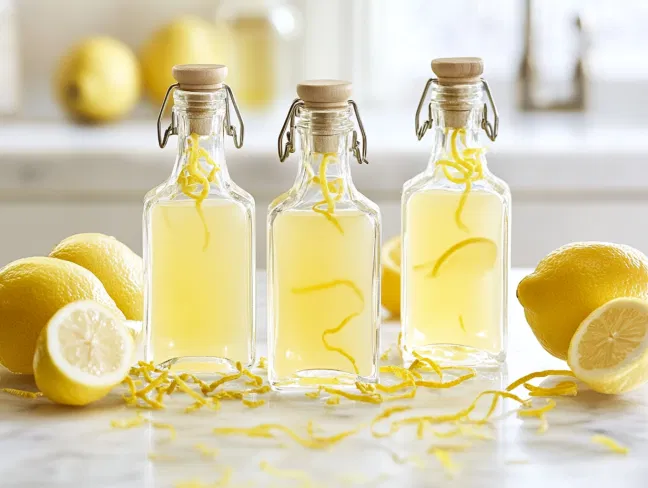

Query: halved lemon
<box><xmin>381</xmin><ymin>236</ymin><xmax>401</xmax><ymax>317</ymax></box>
<box><xmin>568</xmin><ymin>297</ymin><xmax>648</xmax><ymax>394</ymax></box>
<box><xmin>33</xmin><ymin>300</ymin><xmax>134</xmax><ymax>406</ymax></box>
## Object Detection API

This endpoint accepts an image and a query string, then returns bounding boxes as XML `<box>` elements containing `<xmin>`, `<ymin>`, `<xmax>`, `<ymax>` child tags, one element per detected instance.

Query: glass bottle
<box><xmin>268</xmin><ymin>80</ymin><xmax>381</xmax><ymax>390</ymax></box>
<box><xmin>402</xmin><ymin>57</ymin><xmax>510</xmax><ymax>367</ymax></box>
<box><xmin>144</xmin><ymin>64</ymin><xmax>254</xmax><ymax>374</ymax></box>
<box><xmin>217</xmin><ymin>0</ymin><xmax>301</xmax><ymax>108</ymax></box>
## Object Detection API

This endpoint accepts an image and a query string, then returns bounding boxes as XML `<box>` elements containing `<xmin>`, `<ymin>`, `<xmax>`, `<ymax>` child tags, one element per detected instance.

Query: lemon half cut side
<box><xmin>568</xmin><ymin>297</ymin><xmax>648</xmax><ymax>395</ymax></box>
<box><xmin>34</xmin><ymin>300</ymin><xmax>134</xmax><ymax>406</ymax></box>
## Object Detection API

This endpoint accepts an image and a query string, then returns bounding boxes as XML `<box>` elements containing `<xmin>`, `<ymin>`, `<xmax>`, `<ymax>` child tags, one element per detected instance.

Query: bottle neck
<box><xmin>170</xmin><ymin>90</ymin><xmax>231</xmax><ymax>186</ymax></box>
<box><xmin>293</xmin><ymin>107</ymin><xmax>356</xmax><ymax>196</ymax></box>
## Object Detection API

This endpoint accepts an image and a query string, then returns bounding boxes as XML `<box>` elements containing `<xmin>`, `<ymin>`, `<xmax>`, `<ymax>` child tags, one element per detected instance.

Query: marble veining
<box><xmin>1</xmin><ymin>270</ymin><xmax>647</xmax><ymax>488</ymax></box>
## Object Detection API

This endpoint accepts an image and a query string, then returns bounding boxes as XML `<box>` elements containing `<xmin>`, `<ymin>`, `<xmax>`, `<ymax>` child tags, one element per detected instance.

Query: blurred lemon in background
<box><xmin>517</xmin><ymin>242</ymin><xmax>648</xmax><ymax>360</ymax></box>
<box><xmin>0</xmin><ymin>257</ymin><xmax>123</xmax><ymax>374</ymax></box>
<box><xmin>55</xmin><ymin>37</ymin><xmax>140</xmax><ymax>123</ymax></box>
<box><xmin>381</xmin><ymin>236</ymin><xmax>401</xmax><ymax>318</ymax></box>
<box><xmin>140</xmin><ymin>16</ymin><xmax>233</xmax><ymax>106</ymax></box>
<box><xmin>50</xmin><ymin>233</ymin><xmax>144</xmax><ymax>322</ymax></box>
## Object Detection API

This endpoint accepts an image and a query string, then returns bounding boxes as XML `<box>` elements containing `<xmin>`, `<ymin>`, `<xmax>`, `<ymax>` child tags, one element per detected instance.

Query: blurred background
<box><xmin>0</xmin><ymin>0</ymin><xmax>647</xmax><ymax>267</ymax></box>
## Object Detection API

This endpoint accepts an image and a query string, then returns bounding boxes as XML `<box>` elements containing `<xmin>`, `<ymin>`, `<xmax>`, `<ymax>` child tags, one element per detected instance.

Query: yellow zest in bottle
<box><xmin>434</xmin><ymin>128</ymin><xmax>485</xmax><ymax>232</ymax></box>
<box><xmin>415</xmin><ymin>237</ymin><xmax>497</xmax><ymax>278</ymax></box>
<box><xmin>292</xmin><ymin>279</ymin><xmax>364</xmax><ymax>375</ymax></box>
<box><xmin>176</xmin><ymin>133</ymin><xmax>221</xmax><ymax>251</ymax></box>
<box><xmin>1</xmin><ymin>388</ymin><xmax>43</xmax><ymax>399</ymax></box>
<box><xmin>308</xmin><ymin>152</ymin><xmax>345</xmax><ymax>234</ymax></box>
<box><xmin>591</xmin><ymin>434</ymin><xmax>629</xmax><ymax>454</ymax></box>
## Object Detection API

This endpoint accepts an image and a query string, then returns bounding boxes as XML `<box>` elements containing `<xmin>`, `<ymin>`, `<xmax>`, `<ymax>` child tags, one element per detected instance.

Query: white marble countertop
<box><xmin>1</xmin><ymin>269</ymin><xmax>647</xmax><ymax>488</ymax></box>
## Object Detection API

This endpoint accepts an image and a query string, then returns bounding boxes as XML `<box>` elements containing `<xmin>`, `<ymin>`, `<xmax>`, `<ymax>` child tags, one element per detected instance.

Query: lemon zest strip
<box><xmin>506</xmin><ymin>370</ymin><xmax>575</xmax><ymax>392</ymax></box>
<box><xmin>1</xmin><ymin>388</ymin><xmax>43</xmax><ymax>399</ymax></box>
<box><xmin>292</xmin><ymin>279</ymin><xmax>364</xmax><ymax>375</ymax></box>
<box><xmin>415</xmin><ymin>237</ymin><xmax>497</xmax><ymax>277</ymax></box>
<box><xmin>242</xmin><ymin>398</ymin><xmax>266</xmax><ymax>408</ymax></box>
<box><xmin>177</xmin><ymin>133</ymin><xmax>221</xmax><ymax>251</ymax></box>
<box><xmin>591</xmin><ymin>434</ymin><xmax>629</xmax><ymax>454</ymax></box>
<box><xmin>370</xmin><ymin>405</ymin><xmax>413</xmax><ymax>438</ymax></box>
<box><xmin>524</xmin><ymin>381</ymin><xmax>578</xmax><ymax>397</ymax></box>
<box><xmin>411</xmin><ymin>351</ymin><xmax>443</xmax><ymax>379</ymax></box>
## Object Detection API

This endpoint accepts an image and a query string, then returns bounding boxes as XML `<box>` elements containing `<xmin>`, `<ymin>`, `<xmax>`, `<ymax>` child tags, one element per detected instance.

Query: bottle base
<box><xmin>155</xmin><ymin>356</ymin><xmax>254</xmax><ymax>376</ymax></box>
<box><xmin>269</xmin><ymin>368</ymin><xmax>378</xmax><ymax>392</ymax></box>
<box><xmin>403</xmin><ymin>344</ymin><xmax>505</xmax><ymax>368</ymax></box>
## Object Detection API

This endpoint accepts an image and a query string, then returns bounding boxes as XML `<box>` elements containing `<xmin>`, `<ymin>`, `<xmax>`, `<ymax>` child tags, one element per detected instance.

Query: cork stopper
<box><xmin>172</xmin><ymin>64</ymin><xmax>228</xmax><ymax>91</ymax></box>
<box><xmin>431</xmin><ymin>57</ymin><xmax>483</xmax><ymax>85</ymax></box>
<box><xmin>295</xmin><ymin>80</ymin><xmax>351</xmax><ymax>152</ymax></box>
<box><xmin>171</xmin><ymin>64</ymin><xmax>228</xmax><ymax>136</ymax></box>
<box><xmin>297</xmin><ymin>80</ymin><xmax>352</xmax><ymax>109</ymax></box>
<box><xmin>430</xmin><ymin>57</ymin><xmax>483</xmax><ymax>128</ymax></box>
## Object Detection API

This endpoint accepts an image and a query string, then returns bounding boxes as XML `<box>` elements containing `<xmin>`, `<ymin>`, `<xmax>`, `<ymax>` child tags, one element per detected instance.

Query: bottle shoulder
<box><xmin>145</xmin><ymin>180</ymin><xmax>255</xmax><ymax>212</ymax></box>
<box><xmin>403</xmin><ymin>167</ymin><xmax>510</xmax><ymax>203</ymax></box>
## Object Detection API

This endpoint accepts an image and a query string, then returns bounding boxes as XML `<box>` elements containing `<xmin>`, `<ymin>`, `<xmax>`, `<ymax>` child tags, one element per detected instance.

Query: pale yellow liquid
<box><xmin>148</xmin><ymin>199</ymin><xmax>253</xmax><ymax>369</ymax></box>
<box><xmin>404</xmin><ymin>190</ymin><xmax>504</xmax><ymax>360</ymax></box>
<box><xmin>271</xmin><ymin>210</ymin><xmax>377</xmax><ymax>384</ymax></box>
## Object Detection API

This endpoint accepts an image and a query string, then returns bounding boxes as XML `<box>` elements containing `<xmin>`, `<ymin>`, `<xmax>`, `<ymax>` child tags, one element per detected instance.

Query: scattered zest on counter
<box><xmin>1</xmin><ymin>388</ymin><xmax>43</xmax><ymax>399</ymax></box>
<box><xmin>591</xmin><ymin>434</ymin><xmax>629</xmax><ymax>455</ymax></box>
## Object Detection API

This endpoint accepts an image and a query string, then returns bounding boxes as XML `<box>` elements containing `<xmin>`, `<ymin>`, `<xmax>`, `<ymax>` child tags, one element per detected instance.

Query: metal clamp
<box><xmin>349</xmin><ymin>100</ymin><xmax>369</xmax><ymax>164</ymax></box>
<box><xmin>481</xmin><ymin>79</ymin><xmax>499</xmax><ymax>141</ymax></box>
<box><xmin>415</xmin><ymin>78</ymin><xmax>435</xmax><ymax>141</ymax></box>
<box><xmin>277</xmin><ymin>99</ymin><xmax>369</xmax><ymax>165</ymax></box>
<box><xmin>156</xmin><ymin>82</ymin><xmax>246</xmax><ymax>149</ymax></box>
<box><xmin>224</xmin><ymin>84</ymin><xmax>245</xmax><ymax>149</ymax></box>
<box><xmin>157</xmin><ymin>83</ymin><xmax>179</xmax><ymax>148</ymax></box>
<box><xmin>415</xmin><ymin>78</ymin><xmax>500</xmax><ymax>142</ymax></box>
<box><xmin>277</xmin><ymin>98</ymin><xmax>304</xmax><ymax>162</ymax></box>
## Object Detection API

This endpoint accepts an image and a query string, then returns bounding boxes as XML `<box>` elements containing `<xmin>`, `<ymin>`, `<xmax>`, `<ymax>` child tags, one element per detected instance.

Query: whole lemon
<box><xmin>140</xmin><ymin>16</ymin><xmax>233</xmax><ymax>105</ymax></box>
<box><xmin>517</xmin><ymin>242</ymin><xmax>648</xmax><ymax>360</ymax></box>
<box><xmin>56</xmin><ymin>37</ymin><xmax>140</xmax><ymax>123</ymax></box>
<box><xmin>50</xmin><ymin>233</ymin><xmax>143</xmax><ymax>321</ymax></box>
<box><xmin>0</xmin><ymin>257</ymin><xmax>123</xmax><ymax>374</ymax></box>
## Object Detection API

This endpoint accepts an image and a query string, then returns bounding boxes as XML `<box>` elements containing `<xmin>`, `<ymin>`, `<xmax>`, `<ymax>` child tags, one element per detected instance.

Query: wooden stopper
<box><xmin>171</xmin><ymin>64</ymin><xmax>228</xmax><ymax>135</ymax></box>
<box><xmin>431</xmin><ymin>57</ymin><xmax>483</xmax><ymax>128</ymax></box>
<box><xmin>296</xmin><ymin>80</ymin><xmax>352</xmax><ymax>153</ymax></box>
<box><xmin>297</xmin><ymin>80</ymin><xmax>352</xmax><ymax>109</ymax></box>
<box><xmin>172</xmin><ymin>64</ymin><xmax>228</xmax><ymax>91</ymax></box>
<box><xmin>431</xmin><ymin>57</ymin><xmax>483</xmax><ymax>85</ymax></box>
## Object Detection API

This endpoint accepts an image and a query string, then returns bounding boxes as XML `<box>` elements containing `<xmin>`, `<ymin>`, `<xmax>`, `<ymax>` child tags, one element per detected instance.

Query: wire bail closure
<box><xmin>157</xmin><ymin>83</ymin><xmax>245</xmax><ymax>149</ymax></box>
<box><xmin>277</xmin><ymin>99</ymin><xmax>369</xmax><ymax>165</ymax></box>
<box><xmin>414</xmin><ymin>78</ymin><xmax>499</xmax><ymax>142</ymax></box>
